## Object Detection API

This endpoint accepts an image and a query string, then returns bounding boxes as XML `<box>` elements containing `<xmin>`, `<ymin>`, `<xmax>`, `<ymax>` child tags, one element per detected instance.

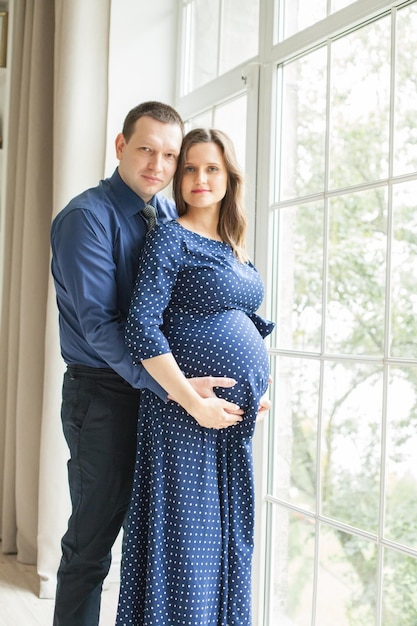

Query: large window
<box><xmin>268</xmin><ymin>2</ymin><xmax>417</xmax><ymax>624</ymax></box>
<box><xmin>176</xmin><ymin>1</ymin><xmax>417</xmax><ymax>624</ymax></box>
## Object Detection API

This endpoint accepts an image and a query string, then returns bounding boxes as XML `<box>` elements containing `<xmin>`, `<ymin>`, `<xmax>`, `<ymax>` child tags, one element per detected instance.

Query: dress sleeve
<box><xmin>125</xmin><ymin>224</ymin><xmax>181</xmax><ymax>364</ymax></box>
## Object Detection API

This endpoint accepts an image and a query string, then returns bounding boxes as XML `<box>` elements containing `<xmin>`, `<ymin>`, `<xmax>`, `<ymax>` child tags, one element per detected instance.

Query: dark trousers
<box><xmin>53</xmin><ymin>365</ymin><xmax>140</xmax><ymax>626</ymax></box>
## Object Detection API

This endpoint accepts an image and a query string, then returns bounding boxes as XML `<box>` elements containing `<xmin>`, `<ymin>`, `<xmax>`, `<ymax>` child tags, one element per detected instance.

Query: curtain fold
<box><xmin>0</xmin><ymin>0</ymin><xmax>111</xmax><ymax>599</ymax></box>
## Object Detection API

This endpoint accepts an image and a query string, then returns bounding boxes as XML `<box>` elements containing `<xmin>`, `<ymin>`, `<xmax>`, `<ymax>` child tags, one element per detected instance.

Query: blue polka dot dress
<box><xmin>117</xmin><ymin>220</ymin><xmax>274</xmax><ymax>626</ymax></box>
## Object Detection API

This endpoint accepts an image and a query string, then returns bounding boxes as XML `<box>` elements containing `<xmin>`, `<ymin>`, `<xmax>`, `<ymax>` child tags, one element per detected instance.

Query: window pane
<box><xmin>331</xmin><ymin>0</ymin><xmax>357</xmax><ymax>11</ymax></box>
<box><xmin>183</xmin><ymin>0</ymin><xmax>220</xmax><ymax>93</ymax></box>
<box><xmin>321</xmin><ymin>361</ymin><xmax>382</xmax><ymax>533</ymax></box>
<box><xmin>278</xmin><ymin>0</ymin><xmax>358</xmax><ymax>41</ymax></box>
<box><xmin>186</xmin><ymin>110</ymin><xmax>213</xmax><ymax>131</ymax></box>
<box><xmin>385</xmin><ymin>365</ymin><xmax>417</xmax><ymax>549</ymax></box>
<box><xmin>181</xmin><ymin>0</ymin><xmax>259</xmax><ymax>94</ymax></box>
<box><xmin>213</xmin><ymin>96</ymin><xmax>247</xmax><ymax>168</ymax></box>
<box><xmin>394</xmin><ymin>3</ymin><xmax>417</xmax><ymax>176</ymax></box>
<box><xmin>271</xmin><ymin>202</ymin><xmax>324</xmax><ymax>352</ymax></box>
<box><xmin>186</xmin><ymin>97</ymin><xmax>247</xmax><ymax>169</ymax></box>
<box><xmin>382</xmin><ymin>548</ymin><xmax>417</xmax><ymax>624</ymax></box>
<box><xmin>220</xmin><ymin>0</ymin><xmax>259</xmax><ymax>75</ymax></box>
<box><xmin>326</xmin><ymin>189</ymin><xmax>387</xmax><ymax>356</ymax></box>
<box><xmin>280</xmin><ymin>0</ymin><xmax>327</xmax><ymax>39</ymax></box>
<box><xmin>275</xmin><ymin>47</ymin><xmax>327</xmax><ymax>201</ymax></box>
<box><xmin>390</xmin><ymin>181</ymin><xmax>417</xmax><ymax>358</ymax></box>
<box><xmin>317</xmin><ymin>525</ymin><xmax>378</xmax><ymax>624</ymax></box>
<box><xmin>269</xmin><ymin>356</ymin><xmax>320</xmax><ymax>511</ymax></box>
<box><xmin>329</xmin><ymin>18</ymin><xmax>391</xmax><ymax>189</ymax></box>
<box><xmin>268</xmin><ymin>508</ymin><xmax>315</xmax><ymax>625</ymax></box>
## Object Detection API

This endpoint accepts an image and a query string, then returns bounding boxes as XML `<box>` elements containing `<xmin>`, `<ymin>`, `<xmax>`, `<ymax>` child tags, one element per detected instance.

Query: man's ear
<box><xmin>115</xmin><ymin>133</ymin><xmax>126</xmax><ymax>160</ymax></box>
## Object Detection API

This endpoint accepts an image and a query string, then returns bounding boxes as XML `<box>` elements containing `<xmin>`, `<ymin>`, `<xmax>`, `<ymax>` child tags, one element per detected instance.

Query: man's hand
<box><xmin>191</xmin><ymin>397</ymin><xmax>243</xmax><ymax>429</ymax></box>
<box><xmin>257</xmin><ymin>377</ymin><xmax>272</xmax><ymax>422</ymax></box>
<box><xmin>186</xmin><ymin>376</ymin><xmax>237</xmax><ymax>398</ymax></box>
<box><xmin>143</xmin><ymin>355</ymin><xmax>243</xmax><ymax>429</ymax></box>
<box><xmin>169</xmin><ymin>375</ymin><xmax>272</xmax><ymax>422</ymax></box>
<box><xmin>169</xmin><ymin>376</ymin><xmax>244</xmax><ymax>416</ymax></box>
<box><xmin>256</xmin><ymin>394</ymin><xmax>271</xmax><ymax>422</ymax></box>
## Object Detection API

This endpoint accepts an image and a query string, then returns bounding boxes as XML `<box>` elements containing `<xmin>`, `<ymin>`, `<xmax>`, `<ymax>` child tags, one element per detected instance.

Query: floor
<box><xmin>0</xmin><ymin>552</ymin><xmax>119</xmax><ymax>626</ymax></box>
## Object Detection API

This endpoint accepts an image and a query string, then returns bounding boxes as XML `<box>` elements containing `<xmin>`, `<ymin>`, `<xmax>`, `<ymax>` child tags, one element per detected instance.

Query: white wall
<box><xmin>99</xmin><ymin>0</ymin><xmax>178</xmax><ymax>583</ymax></box>
<box><xmin>104</xmin><ymin>0</ymin><xmax>178</xmax><ymax>176</ymax></box>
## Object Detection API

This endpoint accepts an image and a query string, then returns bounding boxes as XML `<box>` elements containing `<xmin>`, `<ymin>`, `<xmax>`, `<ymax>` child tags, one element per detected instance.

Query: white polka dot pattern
<box><xmin>117</xmin><ymin>221</ymin><xmax>273</xmax><ymax>625</ymax></box>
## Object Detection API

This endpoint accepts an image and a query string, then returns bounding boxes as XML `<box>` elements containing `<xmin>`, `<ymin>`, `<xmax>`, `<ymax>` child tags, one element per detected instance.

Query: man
<box><xmin>50</xmin><ymin>101</ymin><xmax>245</xmax><ymax>626</ymax></box>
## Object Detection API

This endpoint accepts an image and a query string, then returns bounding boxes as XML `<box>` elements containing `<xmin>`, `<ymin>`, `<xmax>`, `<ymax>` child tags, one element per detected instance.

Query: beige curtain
<box><xmin>0</xmin><ymin>0</ymin><xmax>55</xmax><ymax>562</ymax></box>
<box><xmin>0</xmin><ymin>0</ymin><xmax>111</xmax><ymax>600</ymax></box>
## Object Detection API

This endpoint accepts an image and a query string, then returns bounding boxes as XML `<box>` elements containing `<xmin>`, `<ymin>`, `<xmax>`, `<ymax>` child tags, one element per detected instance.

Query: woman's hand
<box><xmin>142</xmin><ymin>354</ymin><xmax>243</xmax><ymax>430</ymax></box>
<box><xmin>188</xmin><ymin>396</ymin><xmax>243</xmax><ymax>429</ymax></box>
<box><xmin>185</xmin><ymin>376</ymin><xmax>244</xmax><ymax>415</ymax></box>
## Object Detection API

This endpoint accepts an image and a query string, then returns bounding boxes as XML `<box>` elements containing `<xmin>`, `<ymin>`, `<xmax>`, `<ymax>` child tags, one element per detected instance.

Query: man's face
<box><xmin>115</xmin><ymin>115</ymin><xmax>183</xmax><ymax>203</ymax></box>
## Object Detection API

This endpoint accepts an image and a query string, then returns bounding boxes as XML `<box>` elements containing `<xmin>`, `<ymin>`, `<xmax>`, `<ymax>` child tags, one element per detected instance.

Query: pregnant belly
<box><xmin>164</xmin><ymin>309</ymin><xmax>270</xmax><ymax>386</ymax></box>
<box><xmin>163</xmin><ymin>309</ymin><xmax>270</xmax><ymax>436</ymax></box>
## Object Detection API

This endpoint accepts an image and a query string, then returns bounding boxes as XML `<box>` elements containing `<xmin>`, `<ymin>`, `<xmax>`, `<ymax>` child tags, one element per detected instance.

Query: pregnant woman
<box><xmin>116</xmin><ymin>128</ymin><xmax>274</xmax><ymax>625</ymax></box>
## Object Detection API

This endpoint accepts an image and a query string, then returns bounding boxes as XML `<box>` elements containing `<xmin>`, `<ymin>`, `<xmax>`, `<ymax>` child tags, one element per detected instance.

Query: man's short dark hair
<box><xmin>122</xmin><ymin>101</ymin><xmax>185</xmax><ymax>141</ymax></box>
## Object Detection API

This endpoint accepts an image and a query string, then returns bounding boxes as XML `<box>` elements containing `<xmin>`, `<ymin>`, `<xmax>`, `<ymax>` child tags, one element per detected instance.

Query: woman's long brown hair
<box><xmin>173</xmin><ymin>128</ymin><xmax>248</xmax><ymax>263</ymax></box>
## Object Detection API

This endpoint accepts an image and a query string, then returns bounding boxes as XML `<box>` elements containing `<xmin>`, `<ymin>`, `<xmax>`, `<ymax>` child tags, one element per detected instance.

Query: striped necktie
<box><xmin>142</xmin><ymin>204</ymin><xmax>158</xmax><ymax>231</ymax></box>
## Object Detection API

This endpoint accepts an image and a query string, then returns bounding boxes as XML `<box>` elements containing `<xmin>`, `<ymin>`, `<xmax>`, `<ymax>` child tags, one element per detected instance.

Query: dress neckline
<box><xmin>174</xmin><ymin>220</ymin><xmax>226</xmax><ymax>245</ymax></box>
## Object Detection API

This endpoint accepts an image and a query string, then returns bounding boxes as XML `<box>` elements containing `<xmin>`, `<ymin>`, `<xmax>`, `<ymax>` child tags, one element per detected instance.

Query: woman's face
<box><xmin>180</xmin><ymin>141</ymin><xmax>228</xmax><ymax>212</ymax></box>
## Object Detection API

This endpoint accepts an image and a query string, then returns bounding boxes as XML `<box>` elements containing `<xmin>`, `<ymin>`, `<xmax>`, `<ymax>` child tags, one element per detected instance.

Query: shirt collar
<box><xmin>109</xmin><ymin>168</ymin><xmax>157</xmax><ymax>217</ymax></box>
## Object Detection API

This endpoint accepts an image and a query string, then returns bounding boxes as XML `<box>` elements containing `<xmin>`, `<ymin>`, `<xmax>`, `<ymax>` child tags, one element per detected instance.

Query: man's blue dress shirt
<box><xmin>51</xmin><ymin>168</ymin><xmax>177</xmax><ymax>399</ymax></box>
